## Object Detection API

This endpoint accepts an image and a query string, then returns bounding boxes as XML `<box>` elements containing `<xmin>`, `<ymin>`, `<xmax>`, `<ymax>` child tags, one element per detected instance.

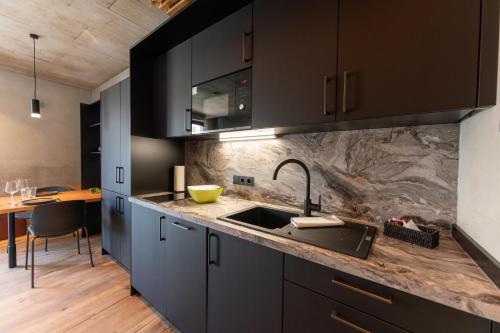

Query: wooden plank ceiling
<box><xmin>0</xmin><ymin>0</ymin><xmax>169</xmax><ymax>89</ymax></box>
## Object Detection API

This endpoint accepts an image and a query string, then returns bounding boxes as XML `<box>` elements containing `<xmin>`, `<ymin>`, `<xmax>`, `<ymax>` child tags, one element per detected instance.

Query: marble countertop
<box><xmin>129</xmin><ymin>194</ymin><xmax>500</xmax><ymax>322</ymax></box>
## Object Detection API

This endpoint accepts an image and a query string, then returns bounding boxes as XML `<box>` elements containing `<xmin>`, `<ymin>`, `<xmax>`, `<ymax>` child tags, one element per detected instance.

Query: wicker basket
<box><xmin>383</xmin><ymin>221</ymin><xmax>439</xmax><ymax>249</ymax></box>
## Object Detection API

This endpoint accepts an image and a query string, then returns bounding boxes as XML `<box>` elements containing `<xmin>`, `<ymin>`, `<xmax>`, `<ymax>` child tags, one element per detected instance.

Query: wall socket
<box><xmin>233</xmin><ymin>175</ymin><xmax>254</xmax><ymax>186</ymax></box>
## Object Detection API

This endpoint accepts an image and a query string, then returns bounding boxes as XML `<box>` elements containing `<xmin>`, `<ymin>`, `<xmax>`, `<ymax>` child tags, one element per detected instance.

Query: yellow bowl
<box><xmin>188</xmin><ymin>185</ymin><xmax>223</xmax><ymax>204</ymax></box>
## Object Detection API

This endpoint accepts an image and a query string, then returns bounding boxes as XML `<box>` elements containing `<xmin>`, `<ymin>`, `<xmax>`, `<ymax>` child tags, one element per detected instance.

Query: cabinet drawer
<box><xmin>284</xmin><ymin>255</ymin><xmax>490</xmax><ymax>333</ymax></box>
<box><xmin>284</xmin><ymin>281</ymin><xmax>407</xmax><ymax>333</ymax></box>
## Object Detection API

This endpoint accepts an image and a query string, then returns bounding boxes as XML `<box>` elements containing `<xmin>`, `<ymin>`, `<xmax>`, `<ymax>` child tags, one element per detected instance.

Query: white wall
<box><xmin>90</xmin><ymin>68</ymin><xmax>130</xmax><ymax>103</ymax></box>
<box><xmin>457</xmin><ymin>92</ymin><xmax>500</xmax><ymax>260</ymax></box>
<box><xmin>0</xmin><ymin>69</ymin><xmax>91</xmax><ymax>191</ymax></box>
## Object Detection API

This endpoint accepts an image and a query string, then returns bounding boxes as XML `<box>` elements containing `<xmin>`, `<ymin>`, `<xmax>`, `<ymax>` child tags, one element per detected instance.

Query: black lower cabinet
<box><xmin>284</xmin><ymin>255</ymin><xmax>491</xmax><ymax>333</ymax></box>
<box><xmin>101</xmin><ymin>189</ymin><xmax>130</xmax><ymax>269</ymax></box>
<box><xmin>164</xmin><ymin>217</ymin><xmax>207</xmax><ymax>333</ymax></box>
<box><xmin>207</xmin><ymin>230</ymin><xmax>283</xmax><ymax>333</ymax></box>
<box><xmin>493</xmin><ymin>322</ymin><xmax>500</xmax><ymax>333</ymax></box>
<box><xmin>131</xmin><ymin>204</ymin><xmax>167</xmax><ymax>315</ymax></box>
<box><xmin>284</xmin><ymin>281</ymin><xmax>407</xmax><ymax>333</ymax></box>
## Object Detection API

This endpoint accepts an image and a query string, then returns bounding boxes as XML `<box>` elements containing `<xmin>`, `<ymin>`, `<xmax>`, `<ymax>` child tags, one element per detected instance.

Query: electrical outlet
<box><xmin>233</xmin><ymin>175</ymin><xmax>254</xmax><ymax>186</ymax></box>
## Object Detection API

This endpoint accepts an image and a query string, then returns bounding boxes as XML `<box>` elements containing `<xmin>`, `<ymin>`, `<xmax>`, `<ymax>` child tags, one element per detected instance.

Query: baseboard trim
<box><xmin>452</xmin><ymin>225</ymin><xmax>500</xmax><ymax>288</ymax></box>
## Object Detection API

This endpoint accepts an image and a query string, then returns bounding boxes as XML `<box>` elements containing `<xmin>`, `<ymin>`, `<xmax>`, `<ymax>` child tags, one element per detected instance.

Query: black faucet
<box><xmin>272</xmin><ymin>159</ymin><xmax>321</xmax><ymax>217</ymax></box>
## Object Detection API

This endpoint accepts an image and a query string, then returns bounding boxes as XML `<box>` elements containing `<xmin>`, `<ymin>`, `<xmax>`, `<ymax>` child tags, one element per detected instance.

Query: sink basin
<box><xmin>218</xmin><ymin>206</ymin><xmax>377</xmax><ymax>260</ymax></box>
<box><xmin>222</xmin><ymin>206</ymin><xmax>299</xmax><ymax>229</ymax></box>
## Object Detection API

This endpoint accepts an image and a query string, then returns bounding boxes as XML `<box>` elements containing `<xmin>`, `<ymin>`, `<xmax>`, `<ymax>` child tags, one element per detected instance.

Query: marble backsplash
<box><xmin>185</xmin><ymin>124</ymin><xmax>460</xmax><ymax>228</ymax></box>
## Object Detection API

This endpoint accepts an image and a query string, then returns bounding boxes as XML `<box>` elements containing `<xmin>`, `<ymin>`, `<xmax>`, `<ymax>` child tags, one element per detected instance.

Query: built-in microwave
<box><xmin>190</xmin><ymin>68</ymin><xmax>251</xmax><ymax>134</ymax></box>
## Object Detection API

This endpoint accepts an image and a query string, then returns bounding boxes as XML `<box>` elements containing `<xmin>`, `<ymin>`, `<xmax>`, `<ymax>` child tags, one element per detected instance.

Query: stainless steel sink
<box><xmin>218</xmin><ymin>206</ymin><xmax>377</xmax><ymax>259</ymax></box>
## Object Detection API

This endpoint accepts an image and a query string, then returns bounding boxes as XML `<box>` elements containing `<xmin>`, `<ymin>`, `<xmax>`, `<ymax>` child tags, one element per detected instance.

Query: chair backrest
<box><xmin>30</xmin><ymin>200</ymin><xmax>85</xmax><ymax>237</ymax></box>
<box><xmin>37</xmin><ymin>186</ymin><xmax>74</xmax><ymax>194</ymax></box>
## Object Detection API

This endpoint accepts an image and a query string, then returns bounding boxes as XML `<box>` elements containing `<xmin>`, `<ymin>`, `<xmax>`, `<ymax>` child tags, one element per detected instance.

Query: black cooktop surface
<box><xmin>143</xmin><ymin>192</ymin><xmax>186</xmax><ymax>203</ymax></box>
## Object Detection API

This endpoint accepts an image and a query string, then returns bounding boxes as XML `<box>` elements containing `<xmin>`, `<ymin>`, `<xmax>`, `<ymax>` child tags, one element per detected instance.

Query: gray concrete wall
<box><xmin>0</xmin><ymin>69</ymin><xmax>91</xmax><ymax>192</ymax></box>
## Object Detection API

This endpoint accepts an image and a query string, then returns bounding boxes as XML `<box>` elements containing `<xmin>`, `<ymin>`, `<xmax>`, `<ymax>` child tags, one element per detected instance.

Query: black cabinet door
<box><xmin>101</xmin><ymin>83</ymin><xmax>121</xmax><ymax>193</ymax></box>
<box><xmin>164</xmin><ymin>217</ymin><xmax>206</xmax><ymax>333</ymax></box>
<box><xmin>192</xmin><ymin>4</ymin><xmax>252</xmax><ymax>85</ymax></box>
<box><xmin>101</xmin><ymin>189</ymin><xmax>121</xmax><ymax>260</ymax></box>
<box><xmin>119</xmin><ymin>195</ymin><xmax>131</xmax><ymax>270</ymax></box>
<box><xmin>207</xmin><ymin>230</ymin><xmax>283</xmax><ymax>333</ymax></box>
<box><xmin>166</xmin><ymin>40</ymin><xmax>192</xmax><ymax>137</ymax></box>
<box><xmin>252</xmin><ymin>0</ymin><xmax>338</xmax><ymax>128</ymax></box>
<box><xmin>131</xmin><ymin>203</ymin><xmax>167</xmax><ymax>315</ymax></box>
<box><xmin>120</xmin><ymin>79</ymin><xmax>131</xmax><ymax>195</ymax></box>
<box><xmin>336</xmin><ymin>0</ymin><xmax>480</xmax><ymax>121</ymax></box>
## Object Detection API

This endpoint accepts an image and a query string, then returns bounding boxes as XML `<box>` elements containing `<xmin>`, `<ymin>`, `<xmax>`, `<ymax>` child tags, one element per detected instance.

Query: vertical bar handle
<box><xmin>208</xmin><ymin>233</ymin><xmax>219</xmax><ymax>265</ymax></box>
<box><xmin>159</xmin><ymin>216</ymin><xmax>166</xmax><ymax>241</ymax></box>
<box><xmin>243</xmin><ymin>31</ymin><xmax>253</xmax><ymax>63</ymax></box>
<box><xmin>342</xmin><ymin>71</ymin><xmax>349</xmax><ymax>113</ymax></box>
<box><xmin>118</xmin><ymin>167</ymin><xmax>124</xmax><ymax>184</ymax></box>
<box><xmin>323</xmin><ymin>76</ymin><xmax>334</xmax><ymax>115</ymax></box>
<box><xmin>185</xmin><ymin>109</ymin><xmax>192</xmax><ymax>132</ymax></box>
<box><xmin>115</xmin><ymin>167</ymin><xmax>119</xmax><ymax>184</ymax></box>
<box><xmin>115</xmin><ymin>196</ymin><xmax>119</xmax><ymax>212</ymax></box>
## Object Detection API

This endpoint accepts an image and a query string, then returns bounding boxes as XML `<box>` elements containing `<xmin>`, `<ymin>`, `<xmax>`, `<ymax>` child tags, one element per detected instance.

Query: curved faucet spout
<box><xmin>272</xmin><ymin>159</ymin><xmax>311</xmax><ymax>199</ymax></box>
<box><xmin>272</xmin><ymin>159</ymin><xmax>320</xmax><ymax>217</ymax></box>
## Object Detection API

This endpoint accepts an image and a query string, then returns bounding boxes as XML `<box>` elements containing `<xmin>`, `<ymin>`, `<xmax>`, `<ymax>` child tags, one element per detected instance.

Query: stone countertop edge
<box><xmin>128</xmin><ymin>195</ymin><xmax>500</xmax><ymax>323</ymax></box>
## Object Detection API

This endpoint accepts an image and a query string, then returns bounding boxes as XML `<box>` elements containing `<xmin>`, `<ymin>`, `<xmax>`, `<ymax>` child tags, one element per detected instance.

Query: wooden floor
<box><xmin>0</xmin><ymin>234</ymin><xmax>178</xmax><ymax>333</ymax></box>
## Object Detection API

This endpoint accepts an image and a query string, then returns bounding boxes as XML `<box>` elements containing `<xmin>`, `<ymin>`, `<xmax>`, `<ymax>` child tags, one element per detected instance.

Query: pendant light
<box><xmin>30</xmin><ymin>33</ymin><xmax>40</xmax><ymax>118</ymax></box>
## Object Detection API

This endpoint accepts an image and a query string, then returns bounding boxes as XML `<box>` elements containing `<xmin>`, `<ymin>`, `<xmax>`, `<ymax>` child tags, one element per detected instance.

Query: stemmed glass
<box><xmin>5</xmin><ymin>180</ymin><xmax>19</xmax><ymax>206</ymax></box>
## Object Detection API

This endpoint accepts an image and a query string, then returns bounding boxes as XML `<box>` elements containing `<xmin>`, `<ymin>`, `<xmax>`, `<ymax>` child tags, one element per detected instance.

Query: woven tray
<box><xmin>383</xmin><ymin>221</ymin><xmax>439</xmax><ymax>249</ymax></box>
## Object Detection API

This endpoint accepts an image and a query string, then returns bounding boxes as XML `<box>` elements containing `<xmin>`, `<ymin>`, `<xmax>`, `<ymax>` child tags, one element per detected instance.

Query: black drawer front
<box><xmin>284</xmin><ymin>255</ymin><xmax>490</xmax><ymax>333</ymax></box>
<box><xmin>284</xmin><ymin>281</ymin><xmax>407</xmax><ymax>333</ymax></box>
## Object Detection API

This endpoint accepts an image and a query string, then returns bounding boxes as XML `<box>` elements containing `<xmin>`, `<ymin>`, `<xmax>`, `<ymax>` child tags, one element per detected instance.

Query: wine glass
<box><xmin>5</xmin><ymin>180</ymin><xmax>19</xmax><ymax>206</ymax></box>
<box><xmin>17</xmin><ymin>178</ymin><xmax>28</xmax><ymax>190</ymax></box>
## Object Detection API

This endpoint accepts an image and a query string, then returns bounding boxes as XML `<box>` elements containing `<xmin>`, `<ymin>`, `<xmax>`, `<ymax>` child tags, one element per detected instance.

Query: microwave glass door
<box><xmin>191</xmin><ymin>68</ymin><xmax>252</xmax><ymax>134</ymax></box>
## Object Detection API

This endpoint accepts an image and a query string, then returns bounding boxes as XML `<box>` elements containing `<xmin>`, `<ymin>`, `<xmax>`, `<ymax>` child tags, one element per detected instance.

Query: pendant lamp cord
<box><xmin>33</xmin><ymin>37</ymin><xmax>36</xmax><ymax>99</ymax></box>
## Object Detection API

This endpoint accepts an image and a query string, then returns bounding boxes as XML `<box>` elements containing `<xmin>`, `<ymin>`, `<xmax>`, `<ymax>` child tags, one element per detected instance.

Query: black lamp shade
<box><xmin>31</xmin><ymin>98</ymin><xmax>40</xmax><ymax>118</ymax></box>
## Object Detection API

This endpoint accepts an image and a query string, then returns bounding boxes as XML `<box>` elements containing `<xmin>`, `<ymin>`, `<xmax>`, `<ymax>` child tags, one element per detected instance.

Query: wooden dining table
<box><xmin>0</xmin><ymin>190</ymin><xmax>101</xmax><ymax>268</ymax></box>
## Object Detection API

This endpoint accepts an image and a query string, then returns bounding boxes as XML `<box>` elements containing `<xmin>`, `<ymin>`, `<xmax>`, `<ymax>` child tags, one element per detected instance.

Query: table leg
<box><xmin>7</xmin><ymin>212</ymin><xmax>16</xmax><ymax>268</ymax></box>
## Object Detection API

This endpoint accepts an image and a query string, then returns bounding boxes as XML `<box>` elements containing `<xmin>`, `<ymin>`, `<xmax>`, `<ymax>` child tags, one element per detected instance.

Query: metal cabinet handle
<box><xmin>172</xmin><ymin>222</ymin><xmax>192</xmax><ymax>231</ymax></box>
<box><xmin>208</xmin><ymin>233</ymin><xmax>219</xmax><ymax>265</ymax></box>
<box><xmin>185</xmin><ymin>109</ymin><xmax>192</xmax><ymax>132</ymax></box>
<box><xmin>159</xmin><ymin>216</ymin><xmax>166</xmax><ymax>241</ymax></box>
<box><xmin>115</xmin><ymin>196</ymin><xmax>119</xmax><ymax>212</ymax></box>
<box><xmin>323</xmin><ymin>76</ymin><xmax>334</xmax><ymax>115</ymax></box>
<box><xmin>342</xmin><ymin>71</ymin><xmax>349</xmax><ymax>113</ymax></box>
<box><xmin>243</xmin><ymin>31</ymin><xmax>253</xmax><ymax>63</ymax></box>
<box><xmin>118</xmin><ymin>197</ymin><xmax>124</xmax><ymax>214</ymax></box>
<box><xmin>120</xmin><ymin>167</ymin><xmax>124</xmax><ymax>184</ymax></box>
<box><xmin>332</xmin><ymin>278</ymin><xmax>392</xmax><ymax>304</ymax></box>
<box><xmin>330</xmin><ymin>311</ymin><xmax>371</xmax><ymax>333</ymax></box>
<box><xmin>115</xmin><ymin>167</ymin><xmax>120</xmax><ymax>183</ymax></box>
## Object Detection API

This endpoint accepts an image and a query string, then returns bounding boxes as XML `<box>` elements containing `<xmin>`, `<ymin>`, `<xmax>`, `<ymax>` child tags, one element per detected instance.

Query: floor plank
<box><xmin>0</xmin><ymin>234</ymin><xmax>175</xmax><ymax>333</ymax></box>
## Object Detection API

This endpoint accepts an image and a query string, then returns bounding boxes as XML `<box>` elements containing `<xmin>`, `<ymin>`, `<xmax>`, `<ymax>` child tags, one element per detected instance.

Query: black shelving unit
<box><xmin>80</xmin><ymin>100</ymin><xmax>101</xmax><ymax>235</ymax></box>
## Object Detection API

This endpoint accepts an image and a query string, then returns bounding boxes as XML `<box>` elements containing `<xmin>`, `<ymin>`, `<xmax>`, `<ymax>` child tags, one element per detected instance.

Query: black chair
<box><xmin>25</xmin><ymin>200</ymin><xmax>94</xmax><ymax>288</ymax></box>
<box><xmin>15</xmin><ymin>186</ymin><xmax>74</xmax><ymax>252</ymax></box>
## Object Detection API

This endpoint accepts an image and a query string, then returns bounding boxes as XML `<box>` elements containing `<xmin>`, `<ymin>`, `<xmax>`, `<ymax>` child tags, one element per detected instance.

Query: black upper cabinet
<box><xmin>166</xmin><ymin>39</ymin><xmax>192</xmax><ymax>137</ymax></box>
<box><xmin>192</xmin><ymin>3</ymin><xmax>253</xmax><ymax>85</ymax></box>
<box><xmin>101</xmin><ymin>78</ymin><xmax>131</xmax><ymax>196</ymax></box>
<box><xmin>207</xmin><ymin>230</ymin><xmax>283</xmax><ymax>333</ymax></box>
<box><xmin>252</xmin><ymin>0</ymin><xmax>338</xmax><ymax>129</ymax></box>
<box><xmin>336</xmin><ymin>0</ymin><xmax>480</xmax><ymax>121</ymax></box>
<box><xmin>120</xmin><ymin>79</ymin><xmax>131</xmax><ymax>195</ymax></box>
<box><xmin>164</xmin><ymin>217</ymin><xmax>206</xmax><ymax>333</ymax></box>
<box><xmin>101</xmin><ymin>83</ymin><xmax>121</xmax><ymax>193</ymax></box>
